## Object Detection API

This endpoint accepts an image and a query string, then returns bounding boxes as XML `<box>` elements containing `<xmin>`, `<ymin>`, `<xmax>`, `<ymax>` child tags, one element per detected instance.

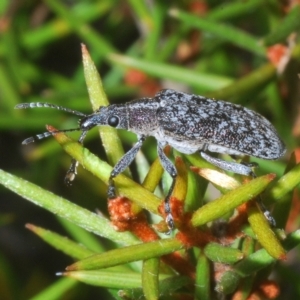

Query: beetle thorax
<box><xmin>127</xmin><ymin>98</ymin><xmax>160</xmax><ymax>136</ymax></box>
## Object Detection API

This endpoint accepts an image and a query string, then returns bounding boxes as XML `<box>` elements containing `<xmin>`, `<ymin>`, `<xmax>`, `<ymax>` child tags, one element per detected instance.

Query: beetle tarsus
<box><xmin>107</xmin><ymin>178</ymin><xmax>116</xmax><ymax>199</ymax></box>
<box><xmin>257</xmin><ymin>198</ymin><xmax>276</xmax><ymax>227</ymax></box>
<box><xmin>165</xmin><ymin>213</ymin><xmax>175</xmax><ymax>234</ymax></box>
<box><xmin>65</xmin><ymin>159</ymin><xmax>78</xmax><ymax>186</ymax></box>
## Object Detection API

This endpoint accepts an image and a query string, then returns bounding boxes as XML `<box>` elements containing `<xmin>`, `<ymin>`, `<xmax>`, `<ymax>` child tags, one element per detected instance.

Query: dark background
<box><xmin>1</xmin><ymin>1</ymin><xmax>300</xmax><ymax>299</ymax></box>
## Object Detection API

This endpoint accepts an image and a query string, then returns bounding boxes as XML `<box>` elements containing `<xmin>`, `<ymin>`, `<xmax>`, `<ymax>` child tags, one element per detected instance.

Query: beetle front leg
<box><xmin>157</xmin><ymin>143</ymin><xmax>177</xmax><ymax>231</ymax></box>
<box><xmin>65</xmin><ymin>130</ymin><xmax>88</xmax><ymax>185</ymax></box>
<box><xmin>108</xmin><ymin>135</ymin><xmax>146</xmax><ymax>199</ymax></box>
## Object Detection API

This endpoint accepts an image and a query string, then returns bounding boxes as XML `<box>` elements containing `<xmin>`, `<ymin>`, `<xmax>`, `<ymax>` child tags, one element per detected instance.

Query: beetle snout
<box><xmin>79</xmin><ymin>117</ymin><xmax>97</xmax><ymax>130</ymax></box>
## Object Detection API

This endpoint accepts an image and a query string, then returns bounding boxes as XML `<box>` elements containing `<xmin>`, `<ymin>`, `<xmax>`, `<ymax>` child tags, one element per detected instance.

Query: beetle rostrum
<box><xmin>15</xmin><ymin>89</ymin><xmax>286</xmax><ymax>231</ymax></box>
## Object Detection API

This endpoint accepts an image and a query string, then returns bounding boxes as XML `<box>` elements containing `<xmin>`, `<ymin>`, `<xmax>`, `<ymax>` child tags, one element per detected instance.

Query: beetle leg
<box><xmin>65</xmin><ymin>159</ymin><xmax>79</xmax><ymax>185</ymax></box>
<box><xmin>107</xmin><ymin>135</ymin><xmax>146</xmax><ymax>199</ymax></box>
<box><xmin>201</xmin><ymin>152</ymin><xmax>276</xmax><ymax>227</ymax></box>
<box><xmin>157</xmin><ymin>143</ymin><xmax>177</xmax><ymax>232</ymax></box>
<box><xmin>245</xmin><ymin>168</ymin><xmax>276</xmax><ymax>227</ymax></box>
<box><xmin>256</xmin><ymin>199</ymin><xmax>276</xmax><ymax>227</ymax></box>
<box><xmin>65</xmin><ymin>130</ymin><xmax>88</xmax><ymax>185</ymax></box>
<box><xmin>200</xmin><ymin>152</ymin><xmax>256</xmax><ymax>176</ymax></box>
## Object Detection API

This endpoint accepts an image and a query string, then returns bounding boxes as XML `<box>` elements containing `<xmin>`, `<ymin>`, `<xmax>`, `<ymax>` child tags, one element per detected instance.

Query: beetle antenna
<box><xmin>16</xmin><ymin>102</ymin><xmax>91</xmax><ymax>185</ymax></box>
<box><xmin>21</xmin><ymin>128</ymin><xmax>82</xmax><ymax>145</ymax></box>
<box><xmin>15</xmin><ymin>102</ymin><xmax>87</xmax><ymax>117</ymax></box>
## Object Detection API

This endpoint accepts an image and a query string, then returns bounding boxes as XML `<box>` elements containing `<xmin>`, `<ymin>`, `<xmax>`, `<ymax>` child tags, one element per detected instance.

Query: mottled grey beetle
<box><xmin>15</xmin><ymin>89</ymin><xmax>286</xmax><ymax>230</ymax></box>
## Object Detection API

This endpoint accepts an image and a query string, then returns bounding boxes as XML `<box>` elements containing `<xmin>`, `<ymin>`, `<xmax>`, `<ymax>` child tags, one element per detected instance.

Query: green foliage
<box><xmin>1</xmin><ymin>1</ymin><xmax>300</xmax><ymax>299</ymax></box>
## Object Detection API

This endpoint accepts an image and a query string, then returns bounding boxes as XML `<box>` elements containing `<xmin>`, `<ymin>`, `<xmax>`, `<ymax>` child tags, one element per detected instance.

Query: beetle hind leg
<box><xmin>256</xmin><ymin>200</ymin><xmax>276</xmax><ymax>227</ymax></box>
<box><xmin>200</xmin><ymin>152</ymin><xmax>256</xmax><ymax>176</ymax></box>
<box><xmin>200</xmin><ymin>151</ymin><xmax>276</xmax><ymax>227</ymax></box>
<box><xmin>240</xmin><ymin>162</ymin><xmax>276</xmax><ymax>227</ymax></box>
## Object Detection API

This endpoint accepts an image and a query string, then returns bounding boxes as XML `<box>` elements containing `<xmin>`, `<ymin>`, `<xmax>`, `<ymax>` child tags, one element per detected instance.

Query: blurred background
<box><xmin>0</xmin><ymin>1</ymin><xmax>300</xmax><ymax>299</ymax></box>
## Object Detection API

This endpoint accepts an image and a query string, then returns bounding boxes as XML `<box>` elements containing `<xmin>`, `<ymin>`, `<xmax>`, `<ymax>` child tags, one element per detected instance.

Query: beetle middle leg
<box><xmin>108</xmin><ymin>135</ymin><xmax>146</xmax><ymax>198</ymax></box>
<box><xmin>157</xmin><ymin>142</ymin><xmax>177</xmax><ymax>231</ymax></box>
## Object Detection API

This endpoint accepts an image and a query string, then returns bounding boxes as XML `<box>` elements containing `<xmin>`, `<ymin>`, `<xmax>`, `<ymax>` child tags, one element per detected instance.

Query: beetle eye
<box><xmin>108</xmin><ymin>115</ymin><xmax>119</xmax><ymax>127</ymax></box>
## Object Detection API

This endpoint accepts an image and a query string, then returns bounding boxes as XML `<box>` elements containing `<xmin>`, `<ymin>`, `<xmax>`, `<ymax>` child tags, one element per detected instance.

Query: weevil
<box><xmin>15</xmin><ymin>89</ymin><xmax>286</xmax><ymax>230</ymax></box>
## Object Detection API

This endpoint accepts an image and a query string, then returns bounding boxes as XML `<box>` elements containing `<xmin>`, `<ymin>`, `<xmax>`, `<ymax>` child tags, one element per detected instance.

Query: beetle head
<box><xmin>79</xmin><ymin>104</ymin><xmax>128</xmax><ymax>131</ymax></box>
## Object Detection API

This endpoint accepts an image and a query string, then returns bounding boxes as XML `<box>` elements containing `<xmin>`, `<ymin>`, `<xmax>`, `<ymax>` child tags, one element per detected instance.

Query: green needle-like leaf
<box><xmin>169</xmin><ymin>8</ymin><xmax>266</xmax><ymax>56</ymax></box>
<box><xmin>108</xmin><ymin>53</ymin><xmax>233</xmax><ymax>91</ymax></box>
<box><xmin>51</xmin><ymin>129</ymin><xmax>161</xmax><ymax>214</ymax></box>
<box><xmin>67</xmin><ymin>238</ymin><xmax>183</xmax><ymax>271</ymax></box>
<box><xmin>191</xmin><ymin>174</ymin><xmax>276</xmax><ymax>227</ymax></box>
<box><xmin>0</xmin><ymin>169</ymin><xmax>137</xmax><ymax>245</ymax></box>
<box><xmin>61</xmin><ymin>270</ymin><xmax>170</xmax><ymax>289</ymax></box>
